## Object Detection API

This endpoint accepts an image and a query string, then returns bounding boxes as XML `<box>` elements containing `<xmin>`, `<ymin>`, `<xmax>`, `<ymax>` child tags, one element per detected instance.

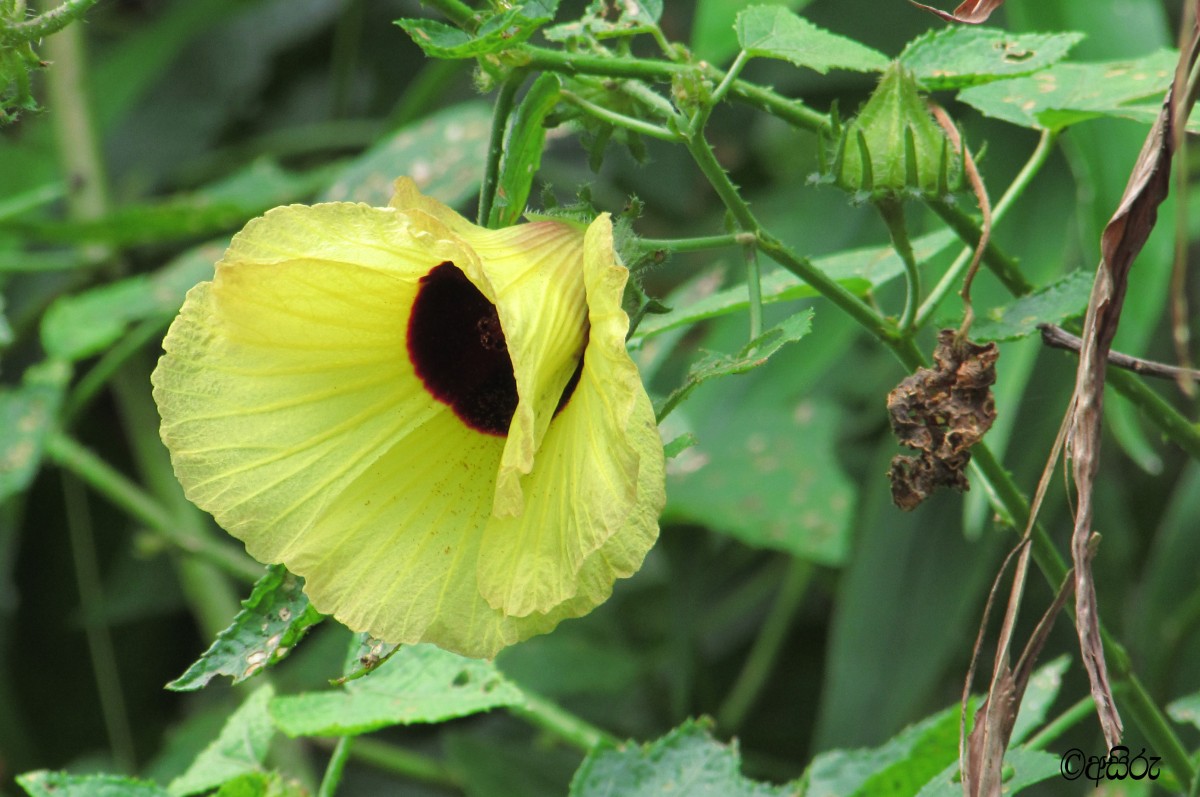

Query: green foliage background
<box><xmin>3</xmin><ymin>0</ymin><xmax>1200</xmax><ymax>795</ymax></box>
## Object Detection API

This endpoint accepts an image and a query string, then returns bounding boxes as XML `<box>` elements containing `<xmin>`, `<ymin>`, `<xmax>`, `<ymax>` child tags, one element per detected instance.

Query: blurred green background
<box><xmin>3</xmin><ymin>0</ymin><xmax>1200</xmax><ymax>794</ymax></box>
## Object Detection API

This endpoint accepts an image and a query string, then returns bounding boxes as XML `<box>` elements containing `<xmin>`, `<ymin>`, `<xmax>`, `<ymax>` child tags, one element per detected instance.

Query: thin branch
<box><xmin>2</xmin><ymin>0</ymin><xmax>98</xmax><ymax>44</ymax></box>
<box><xmin>1039</xmin><ymin>323</ymin><xmax>1200</xmax><ymax>382</ymax></box>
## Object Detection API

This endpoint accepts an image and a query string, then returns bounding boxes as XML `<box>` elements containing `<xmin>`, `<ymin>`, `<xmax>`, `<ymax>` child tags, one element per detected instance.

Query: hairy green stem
<box><xmin>479</xmin><ymin>73</ymin><xmax>525</xmax><ymax>227</ymax></box>
<box><xmin>635</xmin><ymin>233</ymin><xmax>743</xmax><ymax>253</ymax></box>
<box><xmin>709</xmin><ymin>50</ymin><xmax>748</xmax><ymax>109</ymax></box>
<box><xmin>317</xmin><ymin>737</ymin><xmax>354</xmax><ymax>797</ymax></box>
<box><xmin>519</xmin><ymin>45</ymin><xmax>829</xmax><ymax>133</ymax></box>
<box><xmin>561</xmin><ymin>89</ymin><xmax>680</xmax><ymax>141</ymax></box>
<box><xmin>421</xmin><ymin>0</ymin><xmax>475</xmax><ymax>28</ymax></box>
<box><xmin>717</xmin><ymin>558</ymin><xmax>812</xmax><ymax>732</ymax></box>
<box><xmin>743</xmin><ymin>238</ymin><xmax>763</xmax><ymax>340</ymax></box>
<box><xmin>876</xmin><ymin>199</ymin><xmax>920</xmax><ymax>333</ymax></box>
<box><xmin>2</xmin><ymin>0</ymin><xmax>98</xmax><ymax>43</ymax></box>
<box><xmin>917</xmin><ymin>130</ymin><xmax>1058</xmax><ymax>326</ymax></box>
<box><xmin>45</xmin><ymin>433</ymin><xmax>263</xmax><ymax>583</ymax></box>
<box><xmin>681</xmin><ymin>129</ymin><xmax>911</xmax><ymax>364</ymax></box>
<box><xmin>511</xmin><ymin>690</ymin><xmax>617</xmax><ymax>752</ymax></box>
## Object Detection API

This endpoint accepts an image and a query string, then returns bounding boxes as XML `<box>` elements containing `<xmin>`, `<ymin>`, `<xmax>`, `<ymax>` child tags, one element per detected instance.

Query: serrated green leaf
<box><xmin>570</xmin><ymin>719</ymin><xmax>792</xmax><ymax>797</ymax></box>
<box><xmin>167</xmin><ymin>685</ymin><xmax>276</xmax><ymax>797</ymax></box>
<box><xmin>490</xmin><ymin>73</ymin><xmax>562</xmax><ymax>228</ymax></box>
<box><xmin>167</xmin><ymin>565</ymin><xmax>319</xmax><ymax>691</ymax></box>
<box><xmin>320</xmin><ymin>101</ymin><xmax>492</xmax><ymax>207</ymax></box>
<box><xmin>40</xmin><ymin>239</ymin><xmax>225</xmax><ymax>361</ymax></box>
<box><xmin>969</xmin><ymin>270</ymin><xmax>1092</xmax><ymax>342</ymax></box>
<box><xmin>0</xmin><ymin>360</ymin><xmax>69</xmax><ymax>504</ymax></box>
<box><xmin>543</xmin><ymin>0</ymin><xmax>662</xmax><ymax>42</ymax></box>
<box><xmin>958</xmin><ymin>49</ymin><xmax>1183</xmax><ymax>131</ymax></box>
<box><xmin>16</xmin><ymin>771</ymin><xmax>171</xmax><ymax>797</ymax></box>
<box><xmin>736</xmin><ymin>6</ymin><xmax>888</xmax><ymax>74</ymax></box>
<box><xmin>398</xmin><ymin>5</ymin><xmax>554</xmax><ymax>60</ymax></box>
<box><xmin>692</xmin><ymin>0</ymin><xmax>812</xmax><ymax>65</ymax></box>
<box><xmin>214</xmin><ymin>772</ymin><xmax>306</xmax><ymax>797</ymax></box>
<box><xmin>631</xmin><ymin>229</ymin><xmax>956</xmax><ymax>342</ymax></box>
<box><xmin>914</xmin><ymin>747</ymin><xmax>1061</xmax><ymax>796</ymax></box>
<box><xmin>655</xmin><ymin>310</ymin><xmax>813</xmax><ymax>420</ymax></box>
<box><xmin>899</xmin><ymin>28</ymin><xmax>1083</xmax><ymax>90</ymax></box>
<box><xmin>269</xmin><ymin>643</ymin><xmax>524</xmax><ymax>737</ymax></box>
<box><xmin>666</xmin><ymin>398</ymin><xmax>852</xmax><ymax>565</ymax></box>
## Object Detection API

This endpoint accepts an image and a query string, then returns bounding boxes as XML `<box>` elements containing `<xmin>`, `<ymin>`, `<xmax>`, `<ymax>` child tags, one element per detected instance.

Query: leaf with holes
<box><xmin>544</xmin><ymin>0</ymin><xmax>663</xmax><ymax>42</ymax></box>
<box><xmin>269</xmin><ymin>644</ymin><xmax>525</xmax><ymax>737</ymax></box>
<box><xmin>168</xmin><ymin>565</ymin><xmax>318</xmax><ymax>691</ymax></box>
<box><xmin>397</xmin><ymin>4</ymin><xmax>557</xmax><ymax>60</ymax></box>
<box><xmin>899</xmin><ymin>28</ymin><xmax>1083</xmax><ymax>90</ymax></box>
<box><xmin>958</xmin><ymin>49</ymin><xmax>1186</xmax><ymax>131</ymax></box>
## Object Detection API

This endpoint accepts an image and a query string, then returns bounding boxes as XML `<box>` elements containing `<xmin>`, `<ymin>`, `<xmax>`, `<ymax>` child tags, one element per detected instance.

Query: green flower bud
<box><xmin>820</xmin><ymin>63</ymin><xmax>962</xmax><ymax>201</ymax></box>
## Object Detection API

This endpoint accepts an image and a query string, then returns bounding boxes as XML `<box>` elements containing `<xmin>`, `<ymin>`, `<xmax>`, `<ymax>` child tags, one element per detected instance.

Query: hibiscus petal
<box><xmin>152</xmin><ymin>203</ymin><xmax>472</xmax><ymax>565</ymax></box>
<box><xmin>476</xmin><ymin>214</ymin><xmax>666</xmax><ymax>616</ymax></box>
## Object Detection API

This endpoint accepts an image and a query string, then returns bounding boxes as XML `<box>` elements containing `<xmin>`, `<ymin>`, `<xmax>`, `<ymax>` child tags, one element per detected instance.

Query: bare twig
<box><xmin>928</xmin><ymin>102</ymin><xmax>991</xmax><ymax>340</ymax></box>
<box><xmin>1039</xmin><ymin>323</ymin><xmax>1200</xmax><ymax>382</ymax></box>
<box><xmin>1170</xmin><ymin>3</ymin><xmax>1200</xmax><ymax>397</ymax></box>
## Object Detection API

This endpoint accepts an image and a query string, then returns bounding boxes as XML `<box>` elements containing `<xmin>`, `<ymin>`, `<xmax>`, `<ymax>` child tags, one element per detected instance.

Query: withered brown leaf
<box><xmin>887</xmin><ymin>330</ymin><xmax>998</xmax><ymax>510</ymax></box>
<box><xmin>907</xmin><ymin>0</ymin><xmax>1005</xmax><ymax>24</ymax></box>
<box><xmin>1064</xmin><ymin>18</ymin><xmax>1200</xmax><ymax>751</ymax></box>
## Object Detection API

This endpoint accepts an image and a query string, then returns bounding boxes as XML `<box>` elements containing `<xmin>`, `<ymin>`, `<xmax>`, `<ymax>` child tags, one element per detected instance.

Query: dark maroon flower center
<box><xmin>407</xmin><ymin>262</ymin><xmax>583</xmax><ymax>436</ymax></box>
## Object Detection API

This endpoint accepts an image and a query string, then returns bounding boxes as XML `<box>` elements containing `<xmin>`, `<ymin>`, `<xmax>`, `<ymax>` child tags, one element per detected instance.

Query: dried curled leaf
<box><xmin>907</xmin><ymin>0</ymin><xmax>1005</xmax><ymax>24</ymax></box>
<box><xmin>887</xmin><ymin>330</ymin><xmax>998</xmax><ymax>510</ymax></box>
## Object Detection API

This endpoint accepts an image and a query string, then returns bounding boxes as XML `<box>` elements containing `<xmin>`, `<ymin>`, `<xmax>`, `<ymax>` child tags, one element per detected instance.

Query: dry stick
<box><xmin>1039</xmin><ymin>323</ymin><xmax>1200</xmax><ymax>382</ymax></box>
<box><xmin>961</xmin><ymin>412</ymin><xmax>1072</xmax><ymax>797</ymax></box>
<box><xmin>928</xmin><ymin>102</ymin><xmax>991</xmax><ymax>340</ymax></box>
<box><xmin>1066</xmin><ymin>15</ymin><xmax>1200</xmax><ymax>750</ymax></box>
<box><xmin>1171</xmin><ymin>2</ymin><xmax>1199</xmax><ymax>397</ymax></box>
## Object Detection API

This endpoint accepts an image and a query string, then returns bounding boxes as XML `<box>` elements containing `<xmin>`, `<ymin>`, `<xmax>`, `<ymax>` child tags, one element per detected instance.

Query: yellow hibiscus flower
<box><xmin>151</xmin><ymin>178</ymin><xmax>665</xmax><ymax>659</ymax></box>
